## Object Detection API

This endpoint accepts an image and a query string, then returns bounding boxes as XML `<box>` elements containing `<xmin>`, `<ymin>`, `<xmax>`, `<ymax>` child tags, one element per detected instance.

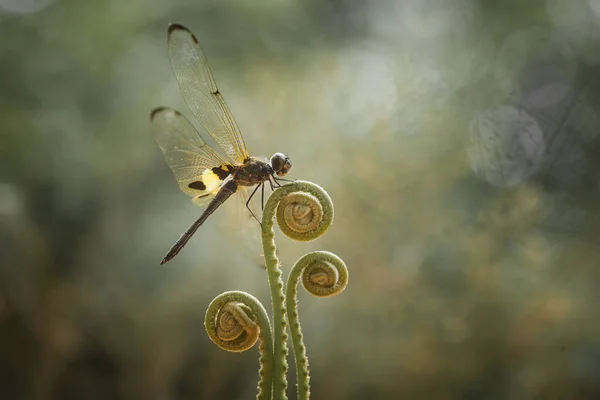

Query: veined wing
<box><xmin>168</xmin><ymin>23</ymin><xmax>249</xmax><ymax>164</ymax></box>
<box><xmin>151</xmin><ymin>106</ymin><xmax>234</xmax><ymax>204</ymax></box>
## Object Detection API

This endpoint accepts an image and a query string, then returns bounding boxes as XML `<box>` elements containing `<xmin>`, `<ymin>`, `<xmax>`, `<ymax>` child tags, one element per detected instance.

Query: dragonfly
<box><xmin>151</xmin><ymin>23</ymin><xmax>292</xmax><ymax>265</ymax></box>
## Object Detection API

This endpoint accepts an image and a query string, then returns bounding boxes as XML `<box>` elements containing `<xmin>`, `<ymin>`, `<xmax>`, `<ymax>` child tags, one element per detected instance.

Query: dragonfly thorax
<box><xmin>233</xmin><ymin>157</ymin><xmax>274</xmax><ymax>187</ymax></box>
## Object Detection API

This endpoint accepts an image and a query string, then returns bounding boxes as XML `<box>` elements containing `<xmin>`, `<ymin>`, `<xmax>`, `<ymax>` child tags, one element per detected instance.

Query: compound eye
<box><xmin>270</xmin><ymin>152</ymin><xmax>286</xmax><ymax>173</ymax></box>
<box><xmin>276</xmin><ymin>157</ymin><xmax>292</xmax><ymax>176</ymax></box>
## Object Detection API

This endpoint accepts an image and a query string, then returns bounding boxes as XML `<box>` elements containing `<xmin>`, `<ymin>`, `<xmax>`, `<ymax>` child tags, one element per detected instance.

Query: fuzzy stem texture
<box><xmin>205</xmin><ymin>291</ymin><xmax>273</xmax><ymax>400</ymax></box>
<box><xmin>286</xmin><ymin>251</ymin><xmax>347</xmax><ymax>400</ymax></box>
<box><xmin>263</xmin><ymin>180</ymin><xmax>336</xmax><ymax>400</ymax></box>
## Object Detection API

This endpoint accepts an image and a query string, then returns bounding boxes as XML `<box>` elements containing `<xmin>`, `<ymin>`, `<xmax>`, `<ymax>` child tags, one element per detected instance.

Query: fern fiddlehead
<box><xmin>263</xmin><ymin>180</ymin><xmax>346</xmax><ymax>400</ymax></box>
<box><xmin>205</xmin><ymin>291</ymin><xmax>273</xmax><ymax>400</ymax></box>
<box><xmin>286</xmin><ymin>251</ymin><xmax>348</xmax><ymax>399</ymax></box>
<box><xmin>205</xmin><ymin>180</ymin><xmax>345</xmax><ymax>400</ymax></box>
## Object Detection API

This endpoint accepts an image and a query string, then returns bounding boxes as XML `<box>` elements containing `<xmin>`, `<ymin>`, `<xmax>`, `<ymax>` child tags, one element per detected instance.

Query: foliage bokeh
<box><xmin>1</xmin><ymin>0</ymin><xmax>600</xmax><ymax>399</ymax></box>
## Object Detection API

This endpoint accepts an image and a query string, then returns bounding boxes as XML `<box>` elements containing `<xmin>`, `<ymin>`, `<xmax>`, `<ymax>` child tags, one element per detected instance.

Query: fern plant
<box><xmin>204</xmin><ymin>180</ymin><xmax>348</xmax><ymax>400</ymax></box>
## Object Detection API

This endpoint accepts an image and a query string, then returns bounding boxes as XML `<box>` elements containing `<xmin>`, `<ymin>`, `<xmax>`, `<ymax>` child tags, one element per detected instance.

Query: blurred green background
<box><xmin>2</xmin><ymin>0</ymin><xmax>600</xmax><ymax>399</ymax></box>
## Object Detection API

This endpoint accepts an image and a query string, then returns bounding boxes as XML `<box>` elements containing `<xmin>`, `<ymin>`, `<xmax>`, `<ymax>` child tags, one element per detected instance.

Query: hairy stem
<box><xmin>286</xmin><ymin>251</ymin><xmax>348</xmax><ymax>400</ymax></box>
<box><xmin>205</xmin><ymin>291</ymin><xmax>273</xmax><ymax>400</ymax></box>
<box><xmin>262</xmin><ymin>194</ymin><xmax>290</xmax><ymax>400</ymax></box>
<box><xmin>262</xmin><ymin>180</ymin><xmax>335</xmax><ymax>400</ymax></box>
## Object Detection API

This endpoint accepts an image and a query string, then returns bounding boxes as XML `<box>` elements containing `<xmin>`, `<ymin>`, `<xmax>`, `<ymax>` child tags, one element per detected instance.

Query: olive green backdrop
<box><xmin>1</xmin><ymin>0</ymin><xmax>600</xmax><ymax>399</ymax></box>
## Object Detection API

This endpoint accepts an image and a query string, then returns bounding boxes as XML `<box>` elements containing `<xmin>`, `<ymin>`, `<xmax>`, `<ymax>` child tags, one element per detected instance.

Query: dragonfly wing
<box><xmin>236</xmin><ymin>184</ymin><xmax>261</xmax><ymax>223</ymax></box>
<box><xmin>168</xmin><ymin>24</ymin><xmax>249</xmax><ymax>164</ymax></box>
<box><xmin>151</xmin><ymin>106</ymin><xmax>234</xmax><ymax>200</ymax></box>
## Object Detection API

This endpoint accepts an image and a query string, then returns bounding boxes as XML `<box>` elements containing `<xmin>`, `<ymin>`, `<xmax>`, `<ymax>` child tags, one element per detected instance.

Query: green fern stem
<box><xmin>286</xmin><ymin>251</ymin><xmax>348</xmax><ymax>400</ymax></box>
<box><xmin>262</xmin><ymin>180</ymin><xmax>335</xmax><ymax>400</ymax></box>
<box><xmin>204</xmin><ymin>291</ymin><xmax>274</xmax><ymax>400</ymax></box>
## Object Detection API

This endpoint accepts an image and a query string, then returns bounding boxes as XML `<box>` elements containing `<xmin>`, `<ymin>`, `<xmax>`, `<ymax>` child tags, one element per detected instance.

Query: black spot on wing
<box><xmin>150</xmin><ymin>106</ymin><xmax>167</xmax><ymax>120</ymax></box>
<box><xmin>212</xmin><ymin>166</ymin><xmax>231</xmax><ymax>180</ymax></box>
<box><xmin>150</xmin><ymin>107</ymin><xmax>183</xmax><ymax>121</ymax></box>
<box><xmin>188</xmin><ymin>181</ymin><xmax>207</xmax><ymax>191</ymax></box>
<box><xmin>168</xmin><ymin>23</ymin><xmax>198</xmax><ymax>43</ymax></box>
<box><xmin>212</xmin><ymin>89</ymin><xmax>220</xmax><ymax>95</ymax></box>
<box><xmin>168</xmin><ymin>23</ymin><xmax>186</xmax><ymax>34</ymax></box>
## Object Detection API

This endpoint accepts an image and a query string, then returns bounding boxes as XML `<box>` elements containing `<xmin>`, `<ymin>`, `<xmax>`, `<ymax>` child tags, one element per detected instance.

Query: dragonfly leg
<box><xmin>273</xmin><ymin>176</ymin><xmax>295</xmax><ymax>185</ymax></box>
<box><xmin>246</xmin><ymin>183</ymin><xmax>263</xmax><ymax>230</ymax></box>
<box><xmin>268</xmin><ymin>175</ymin><xmax>277</xmax><ymax>190</ymax></box>
<box><xmin>261</xmin><ymin>182</ymin><xmax>265</xmax><ymax>211</ymax></box>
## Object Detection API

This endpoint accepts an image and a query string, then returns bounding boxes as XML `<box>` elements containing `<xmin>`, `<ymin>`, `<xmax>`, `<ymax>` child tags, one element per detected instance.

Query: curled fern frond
<box><xmin>286</xmin><ymin>251</ymin><xmax>348</xmax><ymax>400</ymax></box>
<box><xmin>205</xmin><ymin>291</ymin><xmax>273</xmax><ymax>400</ymax></box>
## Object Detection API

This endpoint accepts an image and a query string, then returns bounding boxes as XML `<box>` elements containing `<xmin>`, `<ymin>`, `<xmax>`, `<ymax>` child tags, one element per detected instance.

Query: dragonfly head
<box><xmin>270</xmin><ymin>152</ymin><xmax>292</xmax><ymax>177</ymax></box>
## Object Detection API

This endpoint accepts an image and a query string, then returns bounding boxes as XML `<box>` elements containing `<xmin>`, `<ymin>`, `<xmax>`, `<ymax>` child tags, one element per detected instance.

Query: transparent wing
<box><xmin>218</xmin><ymin>185</ymin><xmax>266</xmax><ymax>268</ymax></box>
<box><xmin>168</xmin><ymin>23</ymin><xmax>249</xmax><ymax>164</ymax></box>
<box><xmin>151</xmin><ymin>106</ymin><xmax>232</xmax><ymax>199</ymax></box>
<box><xmin>236</xmin><ymin>185</ymin><xmax>261</xmax><ymax>224</ymax></box>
